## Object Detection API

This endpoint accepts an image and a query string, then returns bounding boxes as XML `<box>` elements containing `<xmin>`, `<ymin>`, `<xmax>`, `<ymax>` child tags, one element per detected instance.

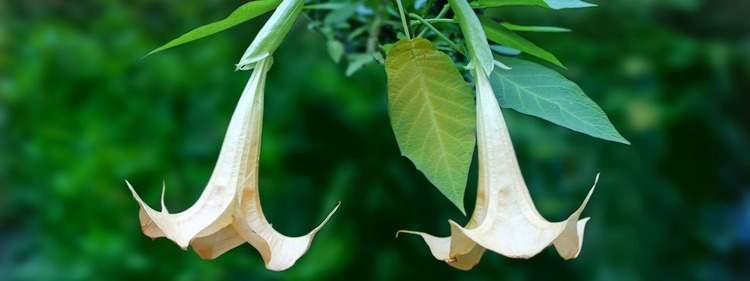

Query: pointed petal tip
<box><xmin>160</xmin><ymin>180</ymin><xmax>168</xmax><ymax>212</ymax></box>
<box><xmin>323</xmin><ymin>201</ymin><xmax>342</xmax><ymax>224</ymax></box>
<box><xmin>124</xmin><ymin>179</ymin><xmax>134</xmax><ymax>190</ymax></box>
<box><xmin>125</xmin><ymin>180</ymin><xmax>145</xmax><ymax>203</ymax></box>
<box><xmin>582</xmin><ymin>173</ymin><xmax>600</xmax><ymax>206</ymax></box>
<box><xmin>573</xmin><ymin>173</ymin><xmax>600</xmax><ymax>214</ymax></box>
<box><xmin>309</xmin><ymin>201</ymin><xmax>341</xmax><ymax>235</ymax></box>
<box><xmin>395</xmin><ymin>230</ymin><xmax>420</xmax><ymax>239</ymax></box>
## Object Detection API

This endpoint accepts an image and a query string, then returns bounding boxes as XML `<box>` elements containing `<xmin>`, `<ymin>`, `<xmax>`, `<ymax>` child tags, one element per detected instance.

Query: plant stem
<box><xmin>412</xmin><ymin>18</ymin><xmax>456</xmax><ymax>25</ymax></box>
<box><xmin>435</xmin><ymin>3</ymin><xmax>451</xmax><ymax>19</ymax></box>
<box><xmin>301</xmin><ymin>12</ymin><xmax>328</xmax><ymax>40</ymax></box>
<box><xmin>395</xmin><ymin>0</ymin><xmax>411</xmax><ymax>40</ymax></box>
<box><xmin>417</xmin><ymin>4</ymin><xmax>451</xmax><ymax>38</ymax></box>
<box><xmin>409</xmin><ymin>13</ymin><xmax>464</xmax><ymax>55</ymax></box>
<box><xmin>366</xmin><ymin>1</ymin><xmax>385</xmax><ymax>53</ymax></box>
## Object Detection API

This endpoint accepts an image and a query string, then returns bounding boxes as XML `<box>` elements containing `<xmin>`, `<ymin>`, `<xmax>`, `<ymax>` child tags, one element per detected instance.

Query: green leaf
<box><xmin>327</xmin><ymin>40</ymin><xmax>345</xmax><ymax>63</ymax></box>
<box><xmin>471</xmin><ymin>0</ymin><xmax>595</xmax><ymax>10</ymax></box>
<box><xmin>447</xmin><ymin>0</ymin><xmax>494</xmax><ymax>74</ymax></box>
<box><xmin>303</xmin><ymin>3</ymin><xmax>348</xmax><ymax>10</ymax></box>
<box><xmin>145</xmin><ymin>0</ymin><xmax>282</xmax><ymax>57</ymax></box>
<box><xmin>345</xmin><ymin>53</ymin><xmax>379</xmax><ymax>76</ymax></box>
<box><xmin>543</xmin><ymin>0</ymin><xmax>596</xmax><ymax>9</ymax></box>
<box><xmin>489</xmin><ymin>57</ymin><xmax>629</xmax><ymax>144</ymax></box>
<box><xmin>324</xmin><ymin>3</ymin><xmax>359</xmax><ymax>25</ymax></box>
<box><xmin>501</xmin><ymin>22</ymin><xmax>571</xmax><ymax>33</ymax></box>
<box><xmin>479</xmin><ymin>15</ymin><xmax>565</xmax><ymax>68</ymax></box>
<box><xmin>385</xmin><ymin>38</ymin><xmax>477</xmax><ymax>213</ymax></box>
<box><xmin>471</xmin><ymin>0</ymin><xmax>538</xmax><ymax>8</ymax></box>
<box><xmin>490</xmin><ymin>44</ymin><xmax>521</xmax><ymax>56</ymax></box>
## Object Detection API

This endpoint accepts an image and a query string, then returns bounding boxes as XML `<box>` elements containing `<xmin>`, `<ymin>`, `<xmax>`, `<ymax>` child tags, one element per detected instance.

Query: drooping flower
<box><xmin>398</xmin><ymin>65</ymin><xmax>597</xmax><ymax>270</ymax></box>
<box><xmin>127</xmin><ymin>57</ymin><xmax>338</xmax><ymax>271</ymax></box>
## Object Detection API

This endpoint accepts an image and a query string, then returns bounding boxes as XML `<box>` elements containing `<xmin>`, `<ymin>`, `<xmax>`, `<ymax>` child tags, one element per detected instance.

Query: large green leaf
<box><xmin>145</xmin><ymin>0</ymin><xmax>282</xmax><ymax>57</ymax></box>
<box><xmin>447</xmin><ymin>0</ymin><xmax>494</xmax><ymax>74</ymax></box>
<box><xmin>490</xmin><ymin>57</ymin><xmax>630</xmax><ymax>144</ymax></box>
<box><xmin>471</xmin><ymin>0</ymin><xmax>595</xmax><ymax>10</ymax></box>
<box><xmin>479</xmin><ymin>15</ymin><xmax>565</xmax><ymax>68</ymax></box>
<box><xmin>385</xmin><ymin>38</ymin><xmax>477</xmax><ymax>213</ymax></box>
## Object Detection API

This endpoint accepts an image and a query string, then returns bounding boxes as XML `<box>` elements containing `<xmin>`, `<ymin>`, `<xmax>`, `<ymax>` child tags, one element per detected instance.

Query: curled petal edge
<box><xmin>398</xmin><ymin>176</ymin><xmax>596</xmax><ymax>268</ymax></box>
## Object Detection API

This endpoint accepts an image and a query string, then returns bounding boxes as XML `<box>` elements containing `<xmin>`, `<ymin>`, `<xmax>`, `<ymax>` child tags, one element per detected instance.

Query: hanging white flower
<box><xmin>399</xmin><ymin>65</ymin><xmax>597</xmax><ymax>270</ymax></box>
<box><xmin>127</xmin><ymin>57</ymin><xmax>338</xmax><ymax>271</ymax></box>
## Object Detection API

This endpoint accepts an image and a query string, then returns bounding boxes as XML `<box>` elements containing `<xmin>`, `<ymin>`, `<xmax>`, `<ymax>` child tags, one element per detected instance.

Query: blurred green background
<box><xmin>2</xmin><ymin>0</ymin><xmax>749</xmax><ymax>280</ymax></box>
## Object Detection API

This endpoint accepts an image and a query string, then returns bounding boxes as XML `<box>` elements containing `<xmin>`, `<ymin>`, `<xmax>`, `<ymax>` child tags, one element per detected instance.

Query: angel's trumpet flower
<box><xmin>399</xmin><ymin>65</ymin><xmax>597</xmax><ymax>270</ymax></box>
<box><xmin>127</xmin><ymin>57</ymin><xmax>338</xmax><ymax>271</ymax></box>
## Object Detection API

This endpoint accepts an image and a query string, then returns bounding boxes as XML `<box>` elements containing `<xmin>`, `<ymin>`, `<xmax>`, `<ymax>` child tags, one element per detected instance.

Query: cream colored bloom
<box><xmin>399</xmin><ymin>66</ymin><xmax>597</xmax><ymax>270</ymax></box>
<box><xmin>127</xmin><ymin>57</ymin><xmax>338</xmax><ymax>271</ymax></box>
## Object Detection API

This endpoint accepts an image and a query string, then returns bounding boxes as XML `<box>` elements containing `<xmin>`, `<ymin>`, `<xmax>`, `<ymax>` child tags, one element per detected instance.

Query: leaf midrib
<box><xmin>406</xmin><ymin>40</ymin><xmax>459</xmax><ymax>199</ymax></box>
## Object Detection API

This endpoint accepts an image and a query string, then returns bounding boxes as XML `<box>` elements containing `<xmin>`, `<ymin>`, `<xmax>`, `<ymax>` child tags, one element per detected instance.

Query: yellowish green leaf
<box><xmin>385</xmin><ymin>38</ymin><xmax>476</xmax><ymax>213</ymax></box>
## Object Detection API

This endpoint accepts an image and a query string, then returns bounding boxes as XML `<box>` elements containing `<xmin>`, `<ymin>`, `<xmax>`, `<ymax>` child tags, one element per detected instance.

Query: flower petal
<box><xmin>229</xmin><ymin>73</ymin><xmax>340</xmax><ymax>269</ymax></box>
<box><xmin>233</xmin><ymin>195</ymin><xmax>339</xmax><ymax>271</ymax></box>
<box><xmin>397</xmin><ymin>225</ymin><xmax>486</xmax><ymax>270</ymax></box>
<box><xmin>191</xmin><ymin>224</ymin><xmax>246</xmax><ymax>259</ymax></box>
<box><xmin>450</xmin><ymin>67</ymin><xmax>596</xmax><ymax>259</ymax></box>
<box><xmin>126</xmin><ymin>180</ymin><xmax>234</xmax><ymax>249</ymax></box>
<box><xmin>221</xmin><ymin>56</ymin><xmax>342</xmax><ymax>271</ymax></box>
<box><xmin>126</xmin><ymin>49</ymin><xmax>273</xmax><ymax>249</ymax></box>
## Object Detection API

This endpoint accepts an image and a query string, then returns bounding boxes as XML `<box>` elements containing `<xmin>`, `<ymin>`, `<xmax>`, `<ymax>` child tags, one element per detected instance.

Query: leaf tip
<box><xmin>452</xmin><ymin>199</ymin><xmax>467</xmax><ymax>216</ymax></box>
<box><xmin>142</xmin><ymin>48</ymin><xmax>161</xmax><ymax>59</ymax></box>
<box><xmin>613</xmin><ymin>135</ymin><xmax>631</xmax><ymax>145</ymax></box>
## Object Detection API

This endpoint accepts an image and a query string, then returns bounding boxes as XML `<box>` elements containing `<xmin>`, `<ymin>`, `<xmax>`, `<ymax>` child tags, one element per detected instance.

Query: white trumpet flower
<box><xmin>127</xmin><ymin>57</ymin><xmax>338</xmax><ymax>271</ymax></box>
<box><xmin>399</xmin><ymin>66</ymin><xmax>597</xmax><ymax>270</ymax></box>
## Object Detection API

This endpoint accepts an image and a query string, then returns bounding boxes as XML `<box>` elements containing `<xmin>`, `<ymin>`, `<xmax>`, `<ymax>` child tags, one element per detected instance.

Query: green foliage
<box><xmin>327</xmin><ymin>40</ymin><xmax>345</xmax><ymax>63</ymax></box>
<box><xmin>472</xmin><ymin>0</ymin><xmax>595</xmax><ymax>10</ymax></box>
<box><xmin>490</xmin><ymin>57</ymin><xmax>629</xmax><ymax>144</ymax></box>
<box><xmin>323</xmin><ymin>2</ymin><xmax>359</xmax><ymax>25</ymax></box>
<box><xmin>345</xmin><ymin>53</ymin><xmax>380</xmax><ymax>76</ymax></box>
<box><xmin>385</xmin><ymin>38</ymin><xmax>476</xmax><ymax>213</ymax></box>
<box><xmin>479</xmin><ymin>15</ymin><xmax>565</xmax><ymax>68</ymax></box>
<box><xmin>145</xmin><ymin>0</ymin><xmax>282</xmax><ymax>57</ymax></box>
<box><xmin>542</xmin><ymin>0</ymin><xmax>596</xmax><ymax>9</ymax></box>
<box><xmin>500</xmin><ymin>22</ymin><xmax>570</xmax><ymax>33</ymax></box>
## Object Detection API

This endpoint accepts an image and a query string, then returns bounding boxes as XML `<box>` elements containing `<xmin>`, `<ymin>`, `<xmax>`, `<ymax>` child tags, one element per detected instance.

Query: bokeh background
<box><xmin>2</xmin><ymin>0</ymin><xmax>749</xmax><ymax>280</ymax></box>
